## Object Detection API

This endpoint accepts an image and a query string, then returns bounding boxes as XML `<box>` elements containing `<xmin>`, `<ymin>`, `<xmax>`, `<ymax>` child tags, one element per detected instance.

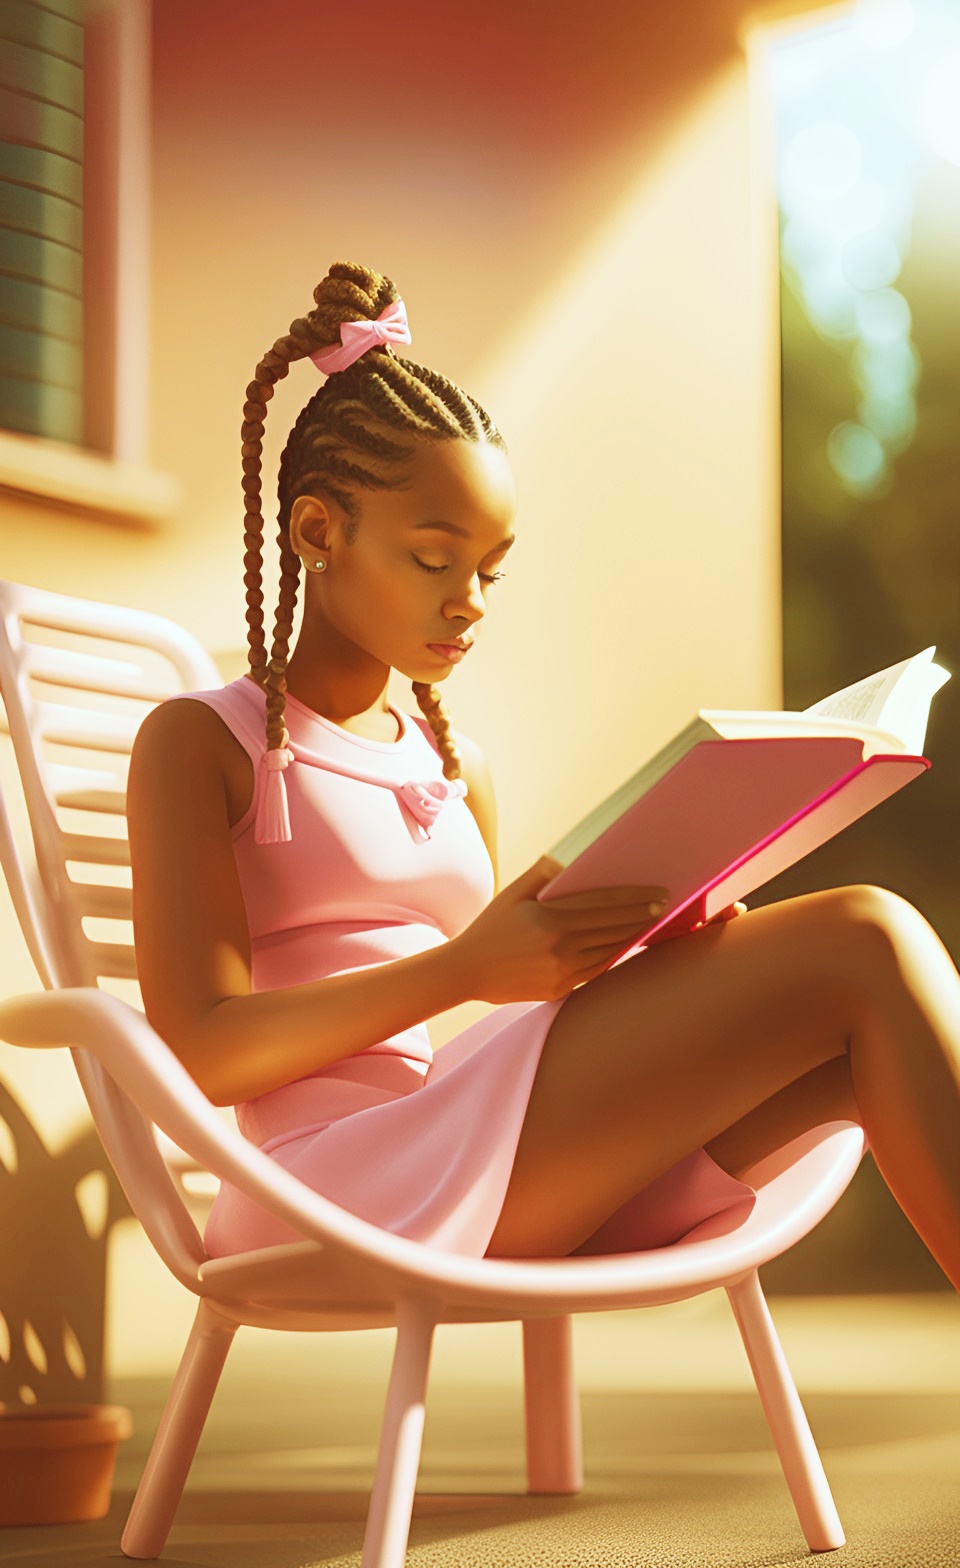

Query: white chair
<box><xmin>0</xmin><ymin>578</ymin><xmax>865</xmax><ymax>1566</ymax></box>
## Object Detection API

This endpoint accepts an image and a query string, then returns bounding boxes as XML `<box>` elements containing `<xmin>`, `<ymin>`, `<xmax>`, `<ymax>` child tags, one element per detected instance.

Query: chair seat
<box><xmin>195</xmin><ymin>1122</ymin><xmax>865</xmax><ymax>1327</ymax></box>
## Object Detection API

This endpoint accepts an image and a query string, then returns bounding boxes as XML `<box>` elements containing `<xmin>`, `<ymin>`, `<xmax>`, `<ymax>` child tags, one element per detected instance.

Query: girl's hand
<box><xmin>447</xmin><ymin>856</ymin><xmax>670</xmax><ymax>1004</ymax></box>
<box><xmin>700</xmin><ymin>901</ymin><xmax>748</xmax><ymax>927</ymax></box>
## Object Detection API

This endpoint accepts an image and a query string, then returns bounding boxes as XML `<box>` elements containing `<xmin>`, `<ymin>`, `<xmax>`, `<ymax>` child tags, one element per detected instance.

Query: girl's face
<box><xmin>292</xmin><ymin>438</ymin><xmax>517</xmax><ymax>684</ymax></box>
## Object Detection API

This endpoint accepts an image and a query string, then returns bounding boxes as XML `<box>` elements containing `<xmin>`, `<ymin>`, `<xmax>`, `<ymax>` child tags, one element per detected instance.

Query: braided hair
<box><xmin>241</xmin><ymin>260</ymin><xmax>506</xmax><ymax>781</ymax></box>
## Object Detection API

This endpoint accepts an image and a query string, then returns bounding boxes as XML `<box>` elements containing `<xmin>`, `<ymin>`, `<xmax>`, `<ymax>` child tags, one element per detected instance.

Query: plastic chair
<box><xmin>0</xmin><ymin>578</ymin><xmax>866</xmax><ymax>1566</ymax></box>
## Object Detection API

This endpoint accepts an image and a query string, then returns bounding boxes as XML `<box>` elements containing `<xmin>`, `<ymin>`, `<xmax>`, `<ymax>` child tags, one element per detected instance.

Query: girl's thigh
<box><xmin>487</xmin><ymin>885</ymin><xmax>884</xmax><ymax>1255</ymax></box>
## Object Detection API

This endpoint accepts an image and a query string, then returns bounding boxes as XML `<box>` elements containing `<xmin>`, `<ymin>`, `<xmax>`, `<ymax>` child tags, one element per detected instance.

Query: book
<box><xmin>538</xmin><ymin>646</ymin><xmax>950</xmax><ymax>960</ymax></box>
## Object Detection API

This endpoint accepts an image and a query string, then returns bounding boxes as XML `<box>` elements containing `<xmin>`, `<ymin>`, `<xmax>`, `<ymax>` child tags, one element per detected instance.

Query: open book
<box><xmin>538</xmin><ymin>646</ymin><xmax>950</xmax><ymax>960</ymax></box>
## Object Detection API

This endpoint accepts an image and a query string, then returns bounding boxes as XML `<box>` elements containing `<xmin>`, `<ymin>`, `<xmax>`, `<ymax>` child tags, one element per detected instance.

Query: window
<box><xmin>0</xmin><ymin>0</ymin><xmax>84</xmax><ymax>444</ymax></box>
<box><xmin>0</xmin><ymin>0</ymin><xmax>176</xmax><ymax>520</ymax></box>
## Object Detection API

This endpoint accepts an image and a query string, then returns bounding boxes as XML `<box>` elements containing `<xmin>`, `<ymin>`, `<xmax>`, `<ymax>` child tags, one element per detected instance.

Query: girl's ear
<box><xmin>289</xmin><ymin>495</ymin><xmax>333</xmax><ymax>563</ymax></box>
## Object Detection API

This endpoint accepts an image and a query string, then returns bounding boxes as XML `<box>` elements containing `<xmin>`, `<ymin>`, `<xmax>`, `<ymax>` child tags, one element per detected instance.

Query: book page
<box><xmin>704</xmin><ymin>711</ymin><xmax>904</xmax><ymax>753</ymax></box>
<box><xmin>873</xmin><ymin>654</ymin><xmax>951</xmax><ymax>755</ymax></box>
<box><xmin>547</xmin><ymin>648</ymin><xmax>950</xmax><ymax>872</ymax></box>
<box><xmin>803</xmin><ymin>646</ymin><xmax>949</xmax><ymax>752</ymax></box>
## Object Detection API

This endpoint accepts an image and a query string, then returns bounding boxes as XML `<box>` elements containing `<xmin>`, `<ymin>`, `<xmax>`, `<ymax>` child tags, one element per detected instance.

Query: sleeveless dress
<box><xmin>179</xmin><ymin>677</ymin><xmax>756</xmax><ymax>1259</ymax></box>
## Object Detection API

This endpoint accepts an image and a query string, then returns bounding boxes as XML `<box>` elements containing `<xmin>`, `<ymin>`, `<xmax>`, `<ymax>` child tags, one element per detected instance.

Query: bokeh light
<box><xmin>855</xmin><ymin>0</ymin><xmax>918</xmax><ymax>51</ymax></box>
<box><xmin>854</xmin><ymin>287</ymin><xmax>912</xmax><ymax>343</ymax></box>
<box><xmin>826</xmin><ymin>421</ymin><xmax>888</xmax><ymax>493</ymax></box>
<box><xmin>771</xmin><ymin>0</ymin><xmax>960</xmax><ymax>493</ymax></box>
<box><xmin>919</xmin><ymin>51</ymin><xmax>960</xmax><ymax>168</ymax></box>
<box><xmin>841</xmin><ymin>231</ymin><xmax>902</xmax><ymax>289</ymax></box>
<box><xmin>780</xmin><ymin>121</ymin><xmax>864</xmax><ymax>206</ymax></box>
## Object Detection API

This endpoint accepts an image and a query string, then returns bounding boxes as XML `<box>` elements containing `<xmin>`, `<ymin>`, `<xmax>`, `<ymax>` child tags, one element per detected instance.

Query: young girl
<box><xmin>127</xmin><ymin>260</ymin><xmax>960</xmax><ymax>1283</ymax></box>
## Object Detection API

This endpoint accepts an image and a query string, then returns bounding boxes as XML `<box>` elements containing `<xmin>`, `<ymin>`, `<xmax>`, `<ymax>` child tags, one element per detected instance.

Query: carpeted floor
<box><xmin>1</xmin><ymin>1294</ymin><xmax>957</xmax><ymax>1567</ymax></box>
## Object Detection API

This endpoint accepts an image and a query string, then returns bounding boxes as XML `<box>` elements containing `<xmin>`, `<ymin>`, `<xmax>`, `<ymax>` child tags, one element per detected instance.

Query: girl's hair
<box><xmin>241</xmin><ymin>260</ymin><xmax>506</xmax><ymax>779</ymax></box>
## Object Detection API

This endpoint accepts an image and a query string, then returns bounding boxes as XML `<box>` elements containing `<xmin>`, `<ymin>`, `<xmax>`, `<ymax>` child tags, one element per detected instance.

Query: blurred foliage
<box><xmin>752</xmin><ymin>176</ymin><xmax>958</xmax><ymax>1294</ymax></box>
<box><xmin>760</xmin><ymin>227</ymin><xmax>959</xmax><ymax>965</ymax></box>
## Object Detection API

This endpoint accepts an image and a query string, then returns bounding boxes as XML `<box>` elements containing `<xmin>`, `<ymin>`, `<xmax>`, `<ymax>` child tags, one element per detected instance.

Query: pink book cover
<box><xmin>538</xmin><ymin>736</ymin><xmax>930</xmax><ymax>966</ymax></box>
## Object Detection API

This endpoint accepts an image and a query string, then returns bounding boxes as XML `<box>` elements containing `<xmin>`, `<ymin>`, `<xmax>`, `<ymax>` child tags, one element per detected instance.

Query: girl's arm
<box><xmin>127</xmin><ymin>698</ymin><xmax>474</xmax><ymax>1107</ymax></box>
<box><xmin>128</xmin><ymin>701</ymin><xmax>664</xmax><ymax>1107</ymax></box>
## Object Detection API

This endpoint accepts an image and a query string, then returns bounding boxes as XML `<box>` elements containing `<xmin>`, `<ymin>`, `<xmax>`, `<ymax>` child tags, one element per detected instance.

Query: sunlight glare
<box><xmin>919</xmin><ymin>50</ymin><xmax>960</xmax><ymax>168</ymax></box>
<box><xmin>840</xmin><ymin>230</ymin><xmax>902</xmax><ymax>289</ymax></box>
<box><xmin>854</xmin><ymin>0</ymin><xmax>918</xmax><ymax>51</ymax></box>
<box><xmin>780</xmin><ymin>122</ymin><xmax>864</xmax><ymax>207</ymax></box>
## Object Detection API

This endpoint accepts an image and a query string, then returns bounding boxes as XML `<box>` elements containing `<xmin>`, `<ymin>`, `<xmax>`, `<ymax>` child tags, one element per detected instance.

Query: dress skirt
<box><xmin>203</xmin><ymin>997</ymin><xmax>757</xmax><ymax>1260</ymax></box>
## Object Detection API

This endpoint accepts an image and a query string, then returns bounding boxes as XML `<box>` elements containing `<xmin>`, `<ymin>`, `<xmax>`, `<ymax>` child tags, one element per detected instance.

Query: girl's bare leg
<box><xmin>484</xmin><ymin>884</ymin><xmax>960</xmax><ymax>1288</ymax></box>
<box><xmin>705</xmin><ymin>1051</ymin><xmax>861</xmax><ymax>1179</ymax></box>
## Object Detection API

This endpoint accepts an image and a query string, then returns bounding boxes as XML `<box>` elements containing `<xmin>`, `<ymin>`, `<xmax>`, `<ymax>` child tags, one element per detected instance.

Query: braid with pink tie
<box><xmin>240</xmin><ymin>261</ymin><xmax>506</xmax><ymax>841</ymax></box>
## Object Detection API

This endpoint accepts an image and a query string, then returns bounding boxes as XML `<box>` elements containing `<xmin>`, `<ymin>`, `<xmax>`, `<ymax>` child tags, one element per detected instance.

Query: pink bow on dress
<box><xmin>254</xmin><ymin>741</ymin><xmax>468</xmax><ymax>847</ymax></box>
<box><xmin>396</xmin><ymin>777</ymin><xmax>467</xmax><ymax>837</ymax></box>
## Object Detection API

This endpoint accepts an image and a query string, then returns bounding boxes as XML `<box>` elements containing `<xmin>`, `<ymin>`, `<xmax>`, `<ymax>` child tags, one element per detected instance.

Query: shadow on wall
<box><xmin>0</xmin><ymin>1081</ymin><xmax>131</xmax><ymax>1405</ymax></box>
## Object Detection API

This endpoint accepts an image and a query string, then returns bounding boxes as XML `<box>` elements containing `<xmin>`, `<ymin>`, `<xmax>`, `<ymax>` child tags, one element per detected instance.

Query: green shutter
<box><xmin>0</xmin><ymin>0</ymin><xmax>84</xmax><ymax>443</ymax></box>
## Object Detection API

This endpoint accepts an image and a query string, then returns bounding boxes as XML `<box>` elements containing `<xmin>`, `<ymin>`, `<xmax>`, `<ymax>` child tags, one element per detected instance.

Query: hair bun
<box><xmin>308</xmin><ymin>261</ymin><xmax>400</xmax><ymax>352</ymax></box>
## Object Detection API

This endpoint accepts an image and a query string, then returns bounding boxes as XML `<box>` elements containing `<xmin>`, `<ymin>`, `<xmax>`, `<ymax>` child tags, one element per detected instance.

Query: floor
<box><xmin>1</xmin><ymin>1292</ymin><xmax>958</xmax><ymax>1567</ymax></box>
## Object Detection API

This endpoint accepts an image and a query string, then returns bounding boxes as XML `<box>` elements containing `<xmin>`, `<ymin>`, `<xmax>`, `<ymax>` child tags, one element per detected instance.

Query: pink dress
<box><xmin>180</xmin><ymin>677</ymin><xmax>756</xmax><ymax>1259</ymax></box>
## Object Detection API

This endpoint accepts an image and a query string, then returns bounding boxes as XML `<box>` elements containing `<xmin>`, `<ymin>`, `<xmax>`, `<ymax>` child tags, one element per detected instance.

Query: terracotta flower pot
<box><xmin>0</xmin><ymin>1403</ymin><xmax>133</xmax><ymax>1526</ymax></box>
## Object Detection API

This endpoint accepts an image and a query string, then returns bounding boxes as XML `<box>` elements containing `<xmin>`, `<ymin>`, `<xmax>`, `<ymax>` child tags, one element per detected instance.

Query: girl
<box><xmin>127</xmin><ymin>260</ymin><xmax>960</xmax><ymax>1282</ymax></box>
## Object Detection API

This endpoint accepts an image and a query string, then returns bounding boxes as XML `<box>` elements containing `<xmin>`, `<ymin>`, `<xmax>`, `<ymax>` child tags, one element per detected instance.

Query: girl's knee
<box><xmin>826</xmin><ymin>883</ymin><xmax>932</xmax><ymax>965</ymax></box>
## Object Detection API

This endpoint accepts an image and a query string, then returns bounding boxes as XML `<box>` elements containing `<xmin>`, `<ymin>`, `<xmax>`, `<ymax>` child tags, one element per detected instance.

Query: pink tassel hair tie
<box><xmin>309</xmin><ymin>298</ymin><xmax>412</xmax><ymax>376</ymax></box>
<box><xmin>255</xmin><ymin>746</ymin><xmax>294</xmax><ymax>846</ymax></box>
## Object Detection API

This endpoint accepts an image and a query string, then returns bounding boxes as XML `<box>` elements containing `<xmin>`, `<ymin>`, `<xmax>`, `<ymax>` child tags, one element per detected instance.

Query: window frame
<box><xmin>0</xmin><ymin>0</ymin><xmax>178</xmax><ymax>522</ymax></box>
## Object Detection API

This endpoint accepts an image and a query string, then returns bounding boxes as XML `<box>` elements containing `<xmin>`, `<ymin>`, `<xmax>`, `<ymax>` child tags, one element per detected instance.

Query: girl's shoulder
<box><xmin>131</xmin><ymin>684</ymin><xmax>256</xmax><ymax>830</ymax></box>
<box><xmin>134</xmin><ymin>681</ymin><xmax>254</xmax><ymax>767</ymax></box>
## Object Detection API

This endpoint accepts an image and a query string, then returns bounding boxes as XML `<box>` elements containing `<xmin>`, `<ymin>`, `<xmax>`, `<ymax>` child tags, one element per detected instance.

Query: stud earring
<box><xmin>305</xmin><ymin>558</ymin><xmax>327</xmax><ymax>572</ymax></box>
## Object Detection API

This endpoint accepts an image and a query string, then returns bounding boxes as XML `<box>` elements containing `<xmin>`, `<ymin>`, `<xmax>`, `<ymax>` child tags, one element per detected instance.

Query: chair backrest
<box><xmin>0</xmin><ymin>579</ymin><xmax>224</xmax><ymax>1285</ymax></box>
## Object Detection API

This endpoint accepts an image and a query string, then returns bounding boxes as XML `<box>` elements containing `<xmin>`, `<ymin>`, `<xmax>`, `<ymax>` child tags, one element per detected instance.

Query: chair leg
<box><xmin>522</xmin><ymin>1315</ymin><xmax>583</xmax><ymax>1494</ymax></box>
<box><xmin>361</xmin><ymin>1295</ymin><xmax>437</xmax><ymax>1568</ymax></box>
<box><xmin>726</xmin><ymin>1270</ymin><xmax>844</xmax><ymax>1552</ymax></box>
<box><xmin>121</xmin><ymin>1297</ymin><xmax>237</xmax><ymax>1560</ymax></box>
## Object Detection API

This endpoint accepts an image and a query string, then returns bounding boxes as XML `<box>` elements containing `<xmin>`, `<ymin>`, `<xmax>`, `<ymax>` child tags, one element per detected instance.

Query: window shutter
<box><xmin>0</xmin><ymin>0</ymin><xmax>84</xmax><ymax>444</ymax></box>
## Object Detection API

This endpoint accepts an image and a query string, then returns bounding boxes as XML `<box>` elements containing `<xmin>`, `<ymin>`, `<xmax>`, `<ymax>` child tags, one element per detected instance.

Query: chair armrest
<box><xmin>0</xmin><ymin>987</ymin><xmax>415</xmax><ymax>1264</ymax></box>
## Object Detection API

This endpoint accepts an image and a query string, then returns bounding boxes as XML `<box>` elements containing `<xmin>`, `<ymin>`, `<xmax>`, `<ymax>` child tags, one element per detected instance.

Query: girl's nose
<box><xmin>445</xmin><ymin>574</ymin><xmax>486</xmax><ymax>622</ymax></box>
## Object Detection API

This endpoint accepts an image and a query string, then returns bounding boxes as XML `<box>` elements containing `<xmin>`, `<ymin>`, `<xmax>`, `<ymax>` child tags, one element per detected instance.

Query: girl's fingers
<box><xmin>547</xmin><ymin>895</ymin><xmax>668</xmax><ymax>931</ymax></box>
<box><xmin>703</xmin><ymin>901</ymin><xmax>748</xmax><ymax>926</ymax></box>
<box><xmin>568</xmin><ymin>950</ymin><xmax>630</xmax><ymax>988</ymax></box>
<box><xmin>509</xmin><ymin>858</ymin><xmax>566</xmax><ymax>898</ymax></box>
<box><xmin>573</xmin><ymin>927</ymin><xmax>655</xmax><ymax>969</ymax></box>
<box><xmin>575</xmin><ymin>918</ymin><xmax>661</xmax><ymax>953</ymax></box>
<box><xmin>544</xmin><ymin>886</ymin><xmax>669</xmax><ymax>912</ymax></box>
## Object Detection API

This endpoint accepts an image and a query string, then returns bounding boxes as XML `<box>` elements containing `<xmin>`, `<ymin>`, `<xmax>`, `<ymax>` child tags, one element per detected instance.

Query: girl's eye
<box><xmin>412</xmin><ymin>557</ymin><xmax>506</xmax><ymax>587</ymax></box>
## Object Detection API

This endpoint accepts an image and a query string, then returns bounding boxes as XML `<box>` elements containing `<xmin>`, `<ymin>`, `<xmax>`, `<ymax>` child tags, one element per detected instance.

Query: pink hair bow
<box><xmin>396</xmin><ymin>776</ymin><xmax>467</xmax><ymax>838</ymax></box>
<box><xmin>309</xmin><ymin>298</ymin><xmax>412</xmax><ymax>376</ymax></box>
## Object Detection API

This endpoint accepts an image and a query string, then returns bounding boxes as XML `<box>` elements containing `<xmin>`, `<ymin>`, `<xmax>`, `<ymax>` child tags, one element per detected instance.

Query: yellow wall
<box><xmin>0</xmin><ymin>0</ymin><xmax>848</xmax><ymax>1384</ymax></box>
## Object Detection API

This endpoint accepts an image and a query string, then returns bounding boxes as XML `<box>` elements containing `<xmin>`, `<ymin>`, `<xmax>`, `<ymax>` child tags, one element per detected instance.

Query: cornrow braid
<box><xmin>366</xmin><ymin>355</ymin><xmax>467</xmax><ymax>439</ymax></box>
<box><xmin>243</xmin><ymin>260</ymin><xmax>507</xmax><ymax>794</ymax></box>
<box><xmin>411</xmin><ymin>362</ymin><xmax>484</xmax><ymax>439</ymax></box>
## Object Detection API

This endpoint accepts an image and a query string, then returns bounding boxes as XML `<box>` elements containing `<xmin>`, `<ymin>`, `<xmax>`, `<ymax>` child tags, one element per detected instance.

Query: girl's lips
<box><xmin>427</xmin><ymin>642</ymin><xmax>470</xmax><ymax>663</ymax></box>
